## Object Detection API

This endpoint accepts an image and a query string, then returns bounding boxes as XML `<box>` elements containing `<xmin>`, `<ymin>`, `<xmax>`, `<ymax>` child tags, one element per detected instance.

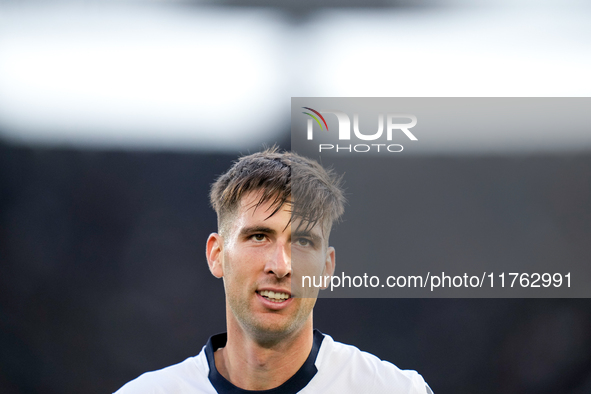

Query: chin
<box><xmin>242</xmin><ymin>315</ymin><xmax>308</xmax><ymax>342</ymax></box>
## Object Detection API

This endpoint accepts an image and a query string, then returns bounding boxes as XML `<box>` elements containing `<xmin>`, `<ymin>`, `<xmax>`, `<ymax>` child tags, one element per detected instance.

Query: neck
<box><xmin>214</xmin><ymin>315</ymin><xmax>314</xmax><ymax>391</ymax></box>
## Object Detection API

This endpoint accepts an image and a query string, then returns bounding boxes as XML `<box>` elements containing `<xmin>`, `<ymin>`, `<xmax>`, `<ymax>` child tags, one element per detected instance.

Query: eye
<box><xmin>251</xmin><ymin>234</ymin><xmax>266</xmax><ymax>242</ymax></box>
<box><xmin>295</xmin><ymin>238</ymin><xmax>313</xmax><ymax>247</ymax></box>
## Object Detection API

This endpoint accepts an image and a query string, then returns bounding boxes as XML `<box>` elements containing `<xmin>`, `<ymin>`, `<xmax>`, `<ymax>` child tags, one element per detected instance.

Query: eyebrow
<box><xmin>292</xmin><ymin>230</ymin><xmax>323</xmax><ymax>245</ymax></box>
<box><xmin>239</xmin><ymin>226</ymin><xmax>277</xmax><ymax>238</ymax></box>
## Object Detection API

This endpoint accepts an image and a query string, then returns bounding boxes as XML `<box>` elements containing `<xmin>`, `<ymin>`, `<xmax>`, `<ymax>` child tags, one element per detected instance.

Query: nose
<box><xmin>264</xmin><ymin>241</ymin><xmax>291</xmax><ymax>278</ymax></box>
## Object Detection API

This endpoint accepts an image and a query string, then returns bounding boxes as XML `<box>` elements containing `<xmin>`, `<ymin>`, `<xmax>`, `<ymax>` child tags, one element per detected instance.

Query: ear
<box><xmin>320</xmin><ymin>246</ymin><xmax>336</xmax><ymax>289</ymax></box>
<box><xmin>206</xmin><ymin>233</ymin><xmax>224</xmax><ymax>278</ymax></box>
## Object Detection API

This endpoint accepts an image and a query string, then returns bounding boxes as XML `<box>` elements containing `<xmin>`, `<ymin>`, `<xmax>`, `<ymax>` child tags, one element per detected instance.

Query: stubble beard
<box><xmin>225</xmin><ymin>279</ymin><xmax>316</xmax><ymax>346</ymax></box>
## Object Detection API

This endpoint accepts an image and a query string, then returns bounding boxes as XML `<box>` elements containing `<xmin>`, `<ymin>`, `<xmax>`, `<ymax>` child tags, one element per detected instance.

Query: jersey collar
<box><xmin>205</xmin><ymin>329</ymin><xmax>324</xmax><ymax>394</ymax></box>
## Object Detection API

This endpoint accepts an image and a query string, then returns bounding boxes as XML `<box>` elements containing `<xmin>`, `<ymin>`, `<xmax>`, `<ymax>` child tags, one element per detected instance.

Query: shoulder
<box><xmin>305</xmin><ymin>333</ymin><xmax>432</xmax><ymax>394</ymax></box>
<box><xmin>114</xmin><ymin>348</ymin><xmax>214</xmax><ymax>394</ymax></box>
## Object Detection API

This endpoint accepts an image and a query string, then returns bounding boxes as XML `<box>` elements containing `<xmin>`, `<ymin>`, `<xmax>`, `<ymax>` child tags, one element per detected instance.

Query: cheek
<box><xmin>224</xmin><ymin>247</ymin><xmax>266</xmax><ymax>278</ymax></box>
<box><xmin>292</xmin><ymin>250</ymin><xmax>327</xmax><ymax>275</ymax></box>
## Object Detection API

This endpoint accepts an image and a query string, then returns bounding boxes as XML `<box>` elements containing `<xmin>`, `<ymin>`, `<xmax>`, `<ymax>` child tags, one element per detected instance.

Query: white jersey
<box><xmin>115</xmin><ymin>330</ymin><xmax>433</xmax><ymax>394</ymax></box>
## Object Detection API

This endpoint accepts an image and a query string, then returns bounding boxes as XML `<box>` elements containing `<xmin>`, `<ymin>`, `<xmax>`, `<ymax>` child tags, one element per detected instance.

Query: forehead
<box><xmin>233</xmin><ymin>191</ymin><xmax>328</xmax><ymax>239</ymax></box>
<box><xmin>235</xmin><ymin>191</ymin><xmax>289</xmax><ymax>221</ymax></box>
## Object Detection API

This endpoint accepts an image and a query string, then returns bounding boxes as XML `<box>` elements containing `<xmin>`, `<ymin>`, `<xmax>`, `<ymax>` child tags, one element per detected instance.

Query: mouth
<box><xmin>257</xmin><ymin>290</ymin><xmax>291</xmax><ymax>303</ymax></box>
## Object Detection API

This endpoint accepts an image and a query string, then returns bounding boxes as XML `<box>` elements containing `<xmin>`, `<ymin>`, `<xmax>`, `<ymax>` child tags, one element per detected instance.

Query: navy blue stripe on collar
<box><xmin>205</xmin><ymin>330</ymin><xmax>324</xmax><ymax>394</ymax></box>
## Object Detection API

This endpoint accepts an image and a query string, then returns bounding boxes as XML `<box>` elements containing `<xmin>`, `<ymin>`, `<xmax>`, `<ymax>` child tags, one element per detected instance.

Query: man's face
<box><xmin>206</xmin><ymin>191</ymin><xmax>335</xmax><ymax>341</ymax></box>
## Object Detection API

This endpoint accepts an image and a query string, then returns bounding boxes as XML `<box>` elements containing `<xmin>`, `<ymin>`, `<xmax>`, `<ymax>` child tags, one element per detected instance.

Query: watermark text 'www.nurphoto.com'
<box><xmin>303</xmin><ymin>272</ymin><xmax>572</xmax><ymax>292</ymax></box>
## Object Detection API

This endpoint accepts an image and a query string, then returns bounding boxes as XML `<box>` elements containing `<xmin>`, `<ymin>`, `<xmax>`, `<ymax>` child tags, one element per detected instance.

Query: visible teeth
<box><xmin>259</xmin><ymin>290</ymin><xmax>290</xmax><ymax>302</ymax></box>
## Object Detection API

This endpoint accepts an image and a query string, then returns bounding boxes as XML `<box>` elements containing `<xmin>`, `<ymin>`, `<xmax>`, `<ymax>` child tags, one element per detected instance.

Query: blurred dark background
<box><xmin>1</xmin><ymin>0</ymin><xmax>591</xmax><ymax>393</ymax></box>
<box><xmin>2</xmin><ymin>140</ymin><xmax>591</xmax><ymax>394</ymax></box>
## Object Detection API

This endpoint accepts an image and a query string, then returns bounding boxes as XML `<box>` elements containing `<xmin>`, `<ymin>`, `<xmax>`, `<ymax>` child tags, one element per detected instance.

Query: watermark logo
<box><xmin>302</xmin><ymin>108</ymin><xmax>417</xmax><ymax>153</ymax></box>
<box><xmin>302</xmin><ymin>107</ymin><xmax>329</xmax><ymax>136</ymax></box>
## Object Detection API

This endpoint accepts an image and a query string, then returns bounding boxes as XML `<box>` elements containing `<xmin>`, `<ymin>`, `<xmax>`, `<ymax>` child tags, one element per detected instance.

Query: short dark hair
<box><xmin>210</xmin><ymin>147</ymin><xmax>345</xmax><ymax>236</ymax></box>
